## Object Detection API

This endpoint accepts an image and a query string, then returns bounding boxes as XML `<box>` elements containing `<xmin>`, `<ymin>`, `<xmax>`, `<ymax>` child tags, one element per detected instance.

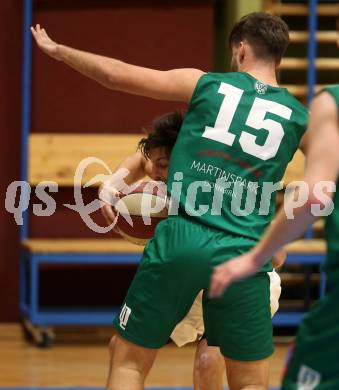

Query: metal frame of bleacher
<box><xmin>19</xmin><ymin>0</ymin><xmax>142</xmax><ymax>347</ymax></box>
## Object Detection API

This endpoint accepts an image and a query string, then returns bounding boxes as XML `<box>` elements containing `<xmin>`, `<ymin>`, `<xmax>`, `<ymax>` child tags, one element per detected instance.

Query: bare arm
<box><xmin>298</xmin><ymin>130</ymin><xmax>309</xmax><ymax>155</ymax></box>
<box><xmin>99</xmin><ymin>151</ymin><xmax>148</xmax><ymax>224</ymax></box>
<box><xmin>31</xmin><ymin>25</ymin><xmax>205</xmax><ymax>103</ymax></box>
<box><xmin>210</xmin><ymin>91</ymin><xmax>339</xmax><ymax>297</ymax></box>
<box><xmin>112</xmin><ymin>151</ymin><xmax>148</xmax><ymax>186</ymax></box>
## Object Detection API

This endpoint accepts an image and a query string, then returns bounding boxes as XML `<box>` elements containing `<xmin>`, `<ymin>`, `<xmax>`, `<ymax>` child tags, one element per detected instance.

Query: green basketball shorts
<box><xmin>282</xmin><ymin>271</ymin><xmax>339</xmax><ymax>390</ymax></box>
<box><xmin>113</xmin><ymin>215</ymin><xmax>274</xmax><ymax>361</ymax></box>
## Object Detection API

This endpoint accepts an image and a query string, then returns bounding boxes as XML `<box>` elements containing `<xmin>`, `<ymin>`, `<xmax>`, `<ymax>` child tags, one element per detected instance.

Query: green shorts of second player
<box><xmin>113</xmin><ymin>215</ymin><xmax>273</xmax><ymax>361</ymax></box>
<box><xmin>282</xmin><ymin>270</ymin><xmax>339</xmax><ymax>390</ymax></box>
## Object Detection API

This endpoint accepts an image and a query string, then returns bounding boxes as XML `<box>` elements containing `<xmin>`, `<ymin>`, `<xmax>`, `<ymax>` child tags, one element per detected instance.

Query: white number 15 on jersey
<box><xmin>202</xmin><ymin>82</ymin><xmax>292</xmax><ymax>161</ymax></box>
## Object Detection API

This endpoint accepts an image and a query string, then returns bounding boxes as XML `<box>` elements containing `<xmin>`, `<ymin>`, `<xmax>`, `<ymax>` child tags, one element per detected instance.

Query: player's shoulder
<box><xmin>317</xmin><ymin>84</ymin><xmax>339</xmax><ymax>107</ymax></box>
<box><xmin>282</xmin><ymin>89</ymin><xmax>308</xmax><ymax>114</ymax></box>
<box><xmin>322</xmin><ymin>84</ymin><xmax>339</xmax><ymax>94</ymax></box>
<box><xmin>193</xmin><ymin>72</ymin><xmax>259</xmax><ymax>94</ymax></box>
<box><xmin>312</xmin><ymin>85</ymin><xmax>339</xmax><ymax>114</ymax></box>
<box><xmin>196</xmin><ymin>71</ymin><xmax>246</xmax><ymax>83</ymax></box>
<box><xmin>189</xmin><ymin>72</ymin><xmax>239</xmax><ymax>98</ymax></box>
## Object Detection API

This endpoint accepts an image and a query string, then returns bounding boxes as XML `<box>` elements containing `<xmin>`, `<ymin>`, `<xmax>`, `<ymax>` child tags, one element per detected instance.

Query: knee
<box><xmin>198</xmin><ymin>348</ymin><xmax>224</xmax><ymax>375</ymax></box>
<box><xmin>108</xmin><ymin>334</ymin><xmax>157</xmax><ymax>377</ymax></box>
<box><xmin>107</xmin><ymin>335</ymin><xmax>150</xmax><ymax>390</ymax></box>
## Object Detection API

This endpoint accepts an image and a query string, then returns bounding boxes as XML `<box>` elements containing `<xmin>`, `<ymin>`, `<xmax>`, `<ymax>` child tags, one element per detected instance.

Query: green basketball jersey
<box><xmin>167</xmin><ymin>72</ymin><xmax>308</xmax><ymax>241</ymax></box>
<box><xmin>322</xmin><ymin>85</ymin><xmax>339</xmax><ymax>272</ymax></box>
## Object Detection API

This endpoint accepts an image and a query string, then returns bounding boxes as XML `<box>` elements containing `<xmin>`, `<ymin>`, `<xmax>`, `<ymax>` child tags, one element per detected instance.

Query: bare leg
<box><xmin>193</xmin><ymin>338</ymin><xmax>225</xmax><ymax>390</ymax></box>
<box><xmin>106</xmin><ymin>333</ymin><xmax>158</xmax><ymax>390</ymax></box>
<box><xmin>106</xmin><ymin>335</ymin><xmax>117</xmax><ymax>387</ymax></box>
<box><xmin>225</xmin><ymin>356</ymin><xmax>270</xmax><ymax>390</ymax></box>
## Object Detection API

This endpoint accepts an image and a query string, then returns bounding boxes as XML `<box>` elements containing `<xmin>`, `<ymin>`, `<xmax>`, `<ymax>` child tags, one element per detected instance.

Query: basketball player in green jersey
<box><xmin>209</xmin><ymin>38</ymin><xmax>339</xmax><ymax>390</ymax></box>
<box><xmin>100</xmin><ymin>111</ymin><xmax>226</xmax><ymax>390</ymax></box>
<box><xmin>100</xmin><ymin>111</ymin><xmax>284</xmax><ymax>390</ymax></box>
<box><xmin>210</xmin><ymin>87</ymin><xmax>339</xmax><ymax>390</ymax></box>
<box><xmin>32</xmin><ymin>12</ymin><xmax>309</xmax><ymax>390</ymax></box>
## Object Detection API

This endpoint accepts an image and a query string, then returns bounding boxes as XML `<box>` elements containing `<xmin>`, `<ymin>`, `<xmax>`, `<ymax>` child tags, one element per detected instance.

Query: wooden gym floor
<box><xmin>0</xmin><ymin>324</ymin><xmax>289</xmax><ymax>389</ymax></box>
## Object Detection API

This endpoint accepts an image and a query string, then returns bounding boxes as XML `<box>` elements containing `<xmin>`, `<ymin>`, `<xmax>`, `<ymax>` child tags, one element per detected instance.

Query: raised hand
<box><xmin>31</xmin><ymin>24</ymin><xmax>61</xmax><ymax>60</ymax></box>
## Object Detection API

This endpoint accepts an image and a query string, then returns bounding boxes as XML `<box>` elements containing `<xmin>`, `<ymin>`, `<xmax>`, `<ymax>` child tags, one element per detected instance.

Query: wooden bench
<box><xmin>23</xmin><ymin>238</ymin><xmax>143</xmax><ymax>254</ymax></box>
<box><xmin>29</xmin><ymin>133</ymin><xmax>142</xmax><ymax>186</ymax></box>
<box><xmin>285</xmin><ymin>239</ymin><xmax>326</xmax><ymax>255</ymax></box>
<box><xmin>281</xmin><ymin>57</ymin><xmax>339</xmax><ymax>71</ymax></box>
<box><xmin>265</xmin><ymin>2</ymin><xmax>339</xmax><ymax>16</ymax></box>
<box><xmin>21</xmin><ymin>133</ymin><xmax>144</xmax><ymax>346</ymax></box>
<box><xmin>289</xmin><ymin>31</ymin><xmax>337</xmax><ymax>44</ymax></box>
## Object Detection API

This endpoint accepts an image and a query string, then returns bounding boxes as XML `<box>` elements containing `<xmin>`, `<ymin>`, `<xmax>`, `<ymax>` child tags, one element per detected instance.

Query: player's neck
<box><xmin>240</xmin><ymin>63</ymin><xmax>279</xmax><ymax>88</ymax></box>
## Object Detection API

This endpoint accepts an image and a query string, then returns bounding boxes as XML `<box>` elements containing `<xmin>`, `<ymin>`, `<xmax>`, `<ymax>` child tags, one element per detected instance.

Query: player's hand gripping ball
<box><xmin>113</xmin><ymin>181</ymin><xmax>168</xmax><ymax>246</ymax></box>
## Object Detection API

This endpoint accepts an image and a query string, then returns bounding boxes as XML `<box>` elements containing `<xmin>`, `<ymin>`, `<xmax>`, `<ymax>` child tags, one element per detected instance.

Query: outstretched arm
<box><xmin>210</xmin><ymin>91</ymin><xmax>339</xmax><ymax>297</ymax></box>
<box><xmin>31</xmin><ymin>25</ymin><xmax>205</xmax><ymax>103</ymax></box>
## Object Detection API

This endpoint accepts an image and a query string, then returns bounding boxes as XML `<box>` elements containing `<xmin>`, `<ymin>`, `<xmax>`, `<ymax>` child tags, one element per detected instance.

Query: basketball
<box><xmin>114</xmin><ymin>181</ymin><xmax>168</xmax><ymax>245</ymax></box>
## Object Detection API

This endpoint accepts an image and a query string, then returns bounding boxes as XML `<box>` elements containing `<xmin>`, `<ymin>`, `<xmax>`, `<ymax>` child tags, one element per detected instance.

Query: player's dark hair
<box><xmin>138</xmin><ymin>110</ymin><xmax>184</xmax><ymax>159</ymax></box>
<box><xmin>229</xmin><ymin>12</ymin><xmax>290</xmax><ymax>62</ymax></box>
